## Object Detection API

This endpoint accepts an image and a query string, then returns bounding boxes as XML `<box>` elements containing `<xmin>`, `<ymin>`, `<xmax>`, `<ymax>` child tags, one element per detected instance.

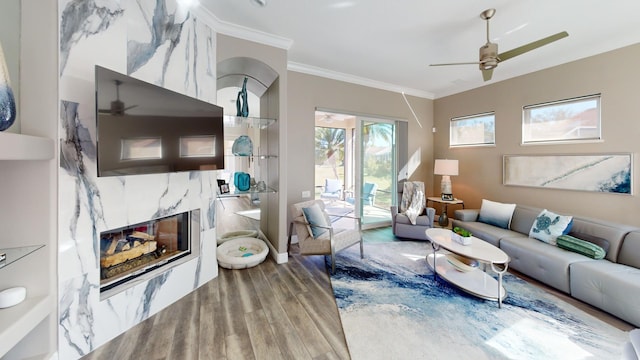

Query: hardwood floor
<box><xmin>84</xmin><ymin>226</ymin><xmax>633</xmax><ymax>360</ymax></box>
<box><xmin>83</xmin><ymin>243</ymin><xmax>349</xmax><ymax>360</ymax></box>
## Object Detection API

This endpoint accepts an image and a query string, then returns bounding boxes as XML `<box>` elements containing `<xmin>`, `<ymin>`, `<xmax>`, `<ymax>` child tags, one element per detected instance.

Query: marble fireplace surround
<box><xmin>58</xmin><ymin>1</ymin><xmax>220</xmax><ymax>359</ymax></box>
<box><xmin>99</xmin><ymin>209</ymin><xmax>202</xmax><ymax>299</ymax></box>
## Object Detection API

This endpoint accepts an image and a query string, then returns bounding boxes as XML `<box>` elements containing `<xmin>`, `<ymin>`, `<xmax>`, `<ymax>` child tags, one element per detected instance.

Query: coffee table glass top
<box><xmin>425</xmin><ymin>228</ymin><xmax>509</xmax><ymax>264</ymax></box>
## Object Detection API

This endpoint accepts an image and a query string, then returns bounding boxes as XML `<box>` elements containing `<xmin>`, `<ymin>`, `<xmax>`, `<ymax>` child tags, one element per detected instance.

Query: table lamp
<box><xmin>434</xmin><ymin>159</ymin><xmax>459</xmax><ymax>201</ymax></box>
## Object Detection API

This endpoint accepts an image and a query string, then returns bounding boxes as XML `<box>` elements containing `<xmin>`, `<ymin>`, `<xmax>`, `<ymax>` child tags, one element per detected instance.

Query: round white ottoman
<box><xmin>217</xmin><ymin>237</ymin><xmax>269</xmax><ymax>269</ymax></box>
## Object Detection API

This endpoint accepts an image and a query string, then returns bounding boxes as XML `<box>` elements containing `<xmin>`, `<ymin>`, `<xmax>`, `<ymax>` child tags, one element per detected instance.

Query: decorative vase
<box><xmin>232</xmin><ymin>135</ymin><xmax>253</xmax><ymax>156</ymax></box>
<box><xmin>0</xmin><ymin>42</ymin><xmax>17</xmax><ymax>131</ymax></box>
<box><xmin>235</xmin><ymin>77</ymin><xmax>249</xmax><ymax>117</ymax></box>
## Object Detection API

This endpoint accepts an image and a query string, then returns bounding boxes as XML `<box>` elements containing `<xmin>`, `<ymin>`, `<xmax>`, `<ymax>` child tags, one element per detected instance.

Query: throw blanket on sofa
<box><xmin>400</xmin><ymin>181</ymin><xmax>425</xmax><ymax>225</ymax></box>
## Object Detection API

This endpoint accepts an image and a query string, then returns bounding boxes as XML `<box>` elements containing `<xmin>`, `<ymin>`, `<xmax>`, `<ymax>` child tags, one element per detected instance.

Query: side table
<box><xmin>427</xmin><ymin>196</ymin><xmax>465</xmax><ymax>227</ymax></box>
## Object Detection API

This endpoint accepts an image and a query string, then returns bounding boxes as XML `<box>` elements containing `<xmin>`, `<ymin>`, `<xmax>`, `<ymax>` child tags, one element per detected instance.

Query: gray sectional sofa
<box><xmin>453</xmin><ymin>203</ymin><xmax>640</xmax><ymax>327</ymax></box>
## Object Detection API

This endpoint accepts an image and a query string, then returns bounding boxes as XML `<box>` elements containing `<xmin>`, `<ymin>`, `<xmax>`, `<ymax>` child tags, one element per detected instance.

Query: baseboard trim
<box><xmin>265</xmin><ymin>239</ymin><xmax>289</xmax><ymax>264</ymax></box>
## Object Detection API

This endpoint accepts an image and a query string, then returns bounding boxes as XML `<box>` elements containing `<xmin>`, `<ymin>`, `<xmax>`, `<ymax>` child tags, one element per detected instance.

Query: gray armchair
<box><xmin>390</xmin><ymin>181</ymin><xmax>436</xmax><ymax>240</ymax></box>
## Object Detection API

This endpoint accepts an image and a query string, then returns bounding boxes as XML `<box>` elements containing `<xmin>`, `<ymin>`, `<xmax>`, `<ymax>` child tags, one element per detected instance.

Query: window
<box><xmin>522</xmin><ymin>94</ymin><xmax>601</xmax><ymax>144</ymax></box>
<box><xmin>121</xmin><ymin>137</ymin><xmax>162</xmax><ymax>160</ymax></box>
<box><xmin>450</xmin><ymin>112</ymin><xmax>495</xmax><ymax>147</ymax></box>
<box><xmin>180</xmin><ymin>136</ymin><xmax>216</xmax><ymax>157</ymax></box>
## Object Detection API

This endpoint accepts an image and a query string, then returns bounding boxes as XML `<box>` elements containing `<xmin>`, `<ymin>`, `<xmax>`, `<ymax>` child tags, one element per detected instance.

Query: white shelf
<box><xmin>0</xmin><ymin>132</ymin><xmax>54</xmax><ymax>160</ymax></box>
<box><xmin>218</xmin><ymin>186</ymin><xmax>277</xmax><ymax>198</ymax></box>
<box><xmin>0</xmin><ymin>295</ymin><xmax>52</xmax><ymax>357</ymax></box>
<box><xmin>427</xmin><ymin>253</ymin><xmax>506</xmax><ymax>301</ymax></box>
<box><xmin>223</xmin><ymin>115</ymin><xmax>275</xmax><ymax>129</ymax></box>
<box><xmin>225</xmin><ymin>154</ymin><xmax>277</xmax><ymax>160</ymax></box>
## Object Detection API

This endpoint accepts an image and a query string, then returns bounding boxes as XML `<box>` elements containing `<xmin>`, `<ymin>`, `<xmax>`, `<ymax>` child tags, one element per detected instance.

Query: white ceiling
<box><xmin>201</xmin><ymin>0</ymin><xmax>640</xmax><ymax>99</ymax></box>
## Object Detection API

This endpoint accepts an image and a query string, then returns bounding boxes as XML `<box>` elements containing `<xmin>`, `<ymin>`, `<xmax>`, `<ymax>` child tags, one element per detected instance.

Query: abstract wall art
<box><xmin>503</xmin><ymin>154</ymin><xmax>632</xmax><ymax>194</ymax></box>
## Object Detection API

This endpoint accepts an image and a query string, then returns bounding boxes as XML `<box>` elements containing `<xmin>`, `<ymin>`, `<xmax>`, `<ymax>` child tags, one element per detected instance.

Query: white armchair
<box><xmin>320</xmin><ymin>178</ymin><xmax>343</xmax><ymax>202</ymax></box>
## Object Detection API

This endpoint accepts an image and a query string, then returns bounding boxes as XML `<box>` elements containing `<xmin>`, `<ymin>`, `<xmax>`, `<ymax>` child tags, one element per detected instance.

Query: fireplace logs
<box><xmin>99</xmin><ymin>211</ymin><xmax>193</xmax><ymax>292</ymax></box>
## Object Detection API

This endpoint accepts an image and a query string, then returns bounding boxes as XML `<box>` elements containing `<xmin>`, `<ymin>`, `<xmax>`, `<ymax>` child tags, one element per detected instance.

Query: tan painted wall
<box><xmin>216</xmin><ymin>34</ymin><xmax>289</xmax><ymax>254</ymax></box>
<box><xmin>287</xmin><ymin>71</ymin><xmax>435</xmax><ymax>223</ymax></box>
<box><xmin>434</xmin><ymin>43</ymin><xmax>640</xmax><ymax>226</ymax></box>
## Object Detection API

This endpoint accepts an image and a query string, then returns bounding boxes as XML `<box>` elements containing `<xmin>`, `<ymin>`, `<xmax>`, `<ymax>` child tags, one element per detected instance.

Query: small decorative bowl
<box><xmin>446</xmin><ymin>254</ymin><xmax>479</xmax><ymax>272</ymax></box>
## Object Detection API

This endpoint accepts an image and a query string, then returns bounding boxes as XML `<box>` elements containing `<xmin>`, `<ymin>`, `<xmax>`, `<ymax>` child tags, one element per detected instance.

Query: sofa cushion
<box><xmin>619</xmin><ymin>231</ymin><xmax>640</xmax><ymax>268</ymax></box>
<box><xmin>451</xmin><ymin>219</ymin><xmax>522</xmax><ymax>247</ymax></box>
<box><xmin>477</xmin><ymin>199</ymin><xmax>516</xmax><ymax>229</ymax></box>
<box><xmin>499</xmin><ymin>236</ymin><xmax>593</xmax><ymax>293</ymax></box>
<box><xmin>529</xmin><ymin>209</ymin><xmax>573</xmax><ymax>245</ymax></box>
<box><xmin>570</xmin><ymin>260</ymin><xmax>640</xmax><ymax>327</ymax></box>
<box><xmin>568</xmin><ymin>216</ymin><xmax>637</xmax><ymax>262</ymax></box>
<box><xmin>394</xmin><ymin>213</ymin><xmax>433</xmax><ymax>227</ymax></box>
<box><xmin>556</xmin><ymin>234</ymin><xmax>606</xmax><ymax>259</ymax></box>
<box><xmin>509</xmin><ymin>205</ymin><xmax>544</xmax><ymax>234</ymax></box>
<box><xmin>568</xmin><ymin>231</ymin><xmax>610</xmax><ymax>254</ymax></box>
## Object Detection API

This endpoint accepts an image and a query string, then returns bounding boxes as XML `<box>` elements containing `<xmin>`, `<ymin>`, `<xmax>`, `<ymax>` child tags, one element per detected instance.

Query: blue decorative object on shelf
<box><xmin>234</xmin><ymin>172</ymin><xmax>251</xmax><ymax>191</ymax></box>
<box><xmin>236</xmin><ymin>77</ymin><xmax>249</xmax><ymax>117</ymax></box>
<box><xmin>232</xmin><ymin>135</ymin><xmax>253</xmax><ymax>156</ymax></box>
<box><xmin>0</xmin><ymin>42</ymin><xmax>16</xmax><ymax>131</ymax></box>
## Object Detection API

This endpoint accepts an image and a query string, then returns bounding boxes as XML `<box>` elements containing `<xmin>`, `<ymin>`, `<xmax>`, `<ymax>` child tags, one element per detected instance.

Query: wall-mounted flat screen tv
<box><xmin>95</xmin><ymin>65</ymin><xmax>224</xmax><ymax>177</ymax></box>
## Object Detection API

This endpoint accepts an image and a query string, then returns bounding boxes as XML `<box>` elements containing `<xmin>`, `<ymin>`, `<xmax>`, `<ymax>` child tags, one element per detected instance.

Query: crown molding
<box><xmin>196</xmin><ymin>5</ymin><xmax>293</xmax><ymax>50</ymax></box>
<box><xmin>288</xmin><ymin>62</ymin><xmax>434</xmax><ymax>100</ymax></box>
<box><xmin>196</xmin><ymin>5</ymin><xmax>432</xmax><ymax>99</ymax></box>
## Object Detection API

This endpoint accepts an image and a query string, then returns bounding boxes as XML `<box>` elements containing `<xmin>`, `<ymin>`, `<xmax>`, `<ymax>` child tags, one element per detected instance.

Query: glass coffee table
<box><xmin>425</xmin><ymin>228</ymin><xmax>510</xmax><ymax>307</ymax></box>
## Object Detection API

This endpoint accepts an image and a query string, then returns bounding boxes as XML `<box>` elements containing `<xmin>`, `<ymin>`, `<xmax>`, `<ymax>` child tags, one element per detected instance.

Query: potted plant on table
<box><xmin>451</xmin><ymin>226</ymin><xmax>473</xmax><ymax>245</ymax></box>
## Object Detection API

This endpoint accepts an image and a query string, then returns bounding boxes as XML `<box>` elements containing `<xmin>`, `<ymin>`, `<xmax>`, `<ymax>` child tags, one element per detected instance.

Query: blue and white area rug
<box><xmin>329</xmin><ymin>241</ymin><xmax>628</xmax><ymax>360</ymax></box>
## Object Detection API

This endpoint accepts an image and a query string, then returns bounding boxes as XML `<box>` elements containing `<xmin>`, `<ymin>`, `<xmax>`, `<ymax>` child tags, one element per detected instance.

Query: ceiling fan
<box><xmin>98</xmin><ymin>80</ymin><xmax>138</xmax><ymax>116</ymax></box>
<box><xmin>430</xmin><ymin>8</ymin><xmax>568</xmax><ymax>81</ymax></box>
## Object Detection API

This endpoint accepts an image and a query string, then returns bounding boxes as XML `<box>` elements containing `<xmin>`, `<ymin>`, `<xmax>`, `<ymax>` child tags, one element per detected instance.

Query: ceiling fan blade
<box><xmin>430</xmin><ymin>61</ymin><xmax>482</xmax><ymax>67</ymax></box>
<box><xmin>482</xmin><ymin>69</ymin><xmax>494</xmax><ymax>81</ymax></box>
<box><xmin>498</xmin><ymin>31</ymin><xmax>568</xmax><ymax>62</ymax></box>
<box><xmin>124</xmin><ymin>104</ymin><xmax>138</xmax><ymax>111</ymax></box>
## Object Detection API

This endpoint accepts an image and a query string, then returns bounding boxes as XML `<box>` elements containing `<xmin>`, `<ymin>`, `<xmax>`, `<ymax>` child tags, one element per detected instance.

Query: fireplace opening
<box><xmin>99</xmin><ymin>210</ymin><xmax>199</xmax><ymax>294</ymax></box>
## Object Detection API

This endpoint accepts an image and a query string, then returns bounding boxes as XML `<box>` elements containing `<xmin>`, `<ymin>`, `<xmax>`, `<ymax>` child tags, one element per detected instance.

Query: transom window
<box><xmin>522</xmin><ymin>94</ymin><xmax>601</xmax><ymax>144</ymax></box>
<box><xmin>450</xmin><ymin>112</ymin><xmax>495</xmax><ymax>147</ymax></box>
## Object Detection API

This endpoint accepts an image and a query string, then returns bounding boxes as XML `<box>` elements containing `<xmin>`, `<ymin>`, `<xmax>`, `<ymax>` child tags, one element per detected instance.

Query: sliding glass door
<box><xmin>355</xmin><ymin>117</ymin><xmax>396</xmax><ymax>229</ymax></box>
<box><xmin>314</xmin><ymin>110</ymin><xmax>400</xmax><ymax>230</ymax></box>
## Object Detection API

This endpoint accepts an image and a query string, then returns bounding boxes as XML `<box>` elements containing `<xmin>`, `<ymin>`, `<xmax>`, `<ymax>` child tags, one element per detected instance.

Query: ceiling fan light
<box><xmin>480</xmin><ymin>61</ymin><xmax>497</xmax><ymax>70</ymax></box>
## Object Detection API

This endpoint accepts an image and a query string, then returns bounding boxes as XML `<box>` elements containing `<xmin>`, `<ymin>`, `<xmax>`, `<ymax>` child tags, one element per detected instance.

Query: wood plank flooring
<box><xmin>83</xmin><ymin>242</ymin><xmax>349</xmax><ymax>360</ymax></box>
<box><xmin>83</xmin><ymin>227</ymin><xmax>633</xmax><ymax>360</ymax></box>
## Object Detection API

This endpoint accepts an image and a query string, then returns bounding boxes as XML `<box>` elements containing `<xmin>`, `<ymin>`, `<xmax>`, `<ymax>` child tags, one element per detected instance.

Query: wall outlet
<box><xmin>301</xmin><ymin>190</ymin><xmax>311</xmax><ymax>198</ymax></box>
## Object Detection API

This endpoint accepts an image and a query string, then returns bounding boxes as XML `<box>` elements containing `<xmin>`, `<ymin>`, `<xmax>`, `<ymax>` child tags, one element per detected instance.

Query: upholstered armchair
<box><xmin>288</xmin><ymin>199</ymin><xmax>363</xmax><ymax>273</ymax></box>
<box><xmin>346</xmin><ymin>182</ymin><xmax>378</xmax><ymax>206</ymax></box>
<box><xmin>320</xmin><ymin>178</ymin><xmax>343</xmax><ymax>202</ymax></box>
<box><xmin>390</xmin><ymin>181</ymin><xmax>436</xmax><ymax>241</ymax></box>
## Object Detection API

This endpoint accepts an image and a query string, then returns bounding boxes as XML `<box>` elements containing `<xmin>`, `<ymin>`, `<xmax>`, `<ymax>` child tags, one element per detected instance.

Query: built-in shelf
<box><xmin>225</xmin><ymin>154</ymin><xmax>277</xmax><ymax>160</ymax></box>
<box><xmin>218</xmin><ymin>186</ymin><xmax>277</xmax><ymax>198</ymax></box>
<box><xmin>0</xmin><ymin>132</ymin><xmax>54</xmax><ymax>161</ymax></box>
<box><xmin>223</xmin><ymin>115</ymin><xmax>275</xmax><ymax>129</ymax></box>
<box><xmin>0</xmin><ymin>245</ymin><xmax>45</xmax><ymax>269</ymax></box>
<box><xmin>0</xmin><ymin>295</ymin><xmax>52</xmax><ymax>357</ymax></box>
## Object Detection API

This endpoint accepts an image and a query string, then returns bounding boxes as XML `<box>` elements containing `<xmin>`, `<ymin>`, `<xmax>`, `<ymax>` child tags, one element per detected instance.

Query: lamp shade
<box><xmin>434</xmin><ymin>159</ymin><xmax>459</xmax><ymax>176</ymax></box>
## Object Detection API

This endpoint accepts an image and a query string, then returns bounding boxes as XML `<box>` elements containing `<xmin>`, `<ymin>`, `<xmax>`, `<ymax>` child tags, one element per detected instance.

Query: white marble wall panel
<box><xmin>126</xmin><ymin>0</ymin><xmax>216</xmax><ymax>102</ymax></box>
<box><xmin>57</xmin><ymin>0</ymin><xmax>219</xmax><ymax>358</ymax></box>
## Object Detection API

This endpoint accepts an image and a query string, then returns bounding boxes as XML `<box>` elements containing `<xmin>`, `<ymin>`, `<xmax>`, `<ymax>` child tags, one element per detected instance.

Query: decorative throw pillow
<box><xmin>477</xmin><ymin>199</ymin><xmax>516</xmax><ymax>229</ymax></box>
<box><xmin>568</xmin><ymin>231</ymin><xmax>610</xmax><ymax>254</ymax></box>
<box><xmin>302</xmin><ymin>203</ymin><xmax>330</xmax><ymax>239</ymax></box>
<box><xmin>557</xmin><ymin>235</ymin><xmax>606</xmax><ymax>259</ymax></box>
<box><xmin>529</xmin><ymin>209</ymin><xmax>573</xmax><ymax>245</ymax></box>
